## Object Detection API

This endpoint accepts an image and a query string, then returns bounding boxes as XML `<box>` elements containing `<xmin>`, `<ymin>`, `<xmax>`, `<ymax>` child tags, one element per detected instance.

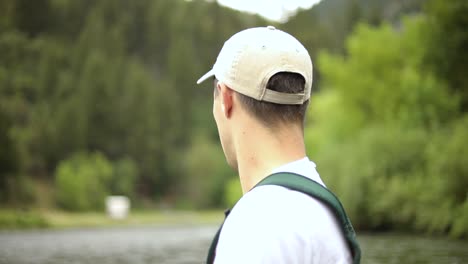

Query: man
<box><xmin>197</xmin><ymin>26</ymin><xmax>360</xmax><ymax>264</ymax></box>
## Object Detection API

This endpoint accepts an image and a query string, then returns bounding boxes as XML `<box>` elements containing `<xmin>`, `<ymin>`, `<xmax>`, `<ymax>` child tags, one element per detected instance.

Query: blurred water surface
<box><xmin>0</xmin><ymin>226</ymin><xmax>467</xmax><ymax>264</ymax></box>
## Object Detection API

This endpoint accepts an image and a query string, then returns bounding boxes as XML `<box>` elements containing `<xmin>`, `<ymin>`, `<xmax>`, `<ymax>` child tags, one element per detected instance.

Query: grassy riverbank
<box><xmin>0</xmin><ymin>209</ymin><xmax>224</xmax><ymax>230</ymax></box>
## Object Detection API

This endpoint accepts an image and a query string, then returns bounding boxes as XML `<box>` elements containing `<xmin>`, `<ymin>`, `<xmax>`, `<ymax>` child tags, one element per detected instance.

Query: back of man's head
<box><xmin>235</xmin><ymin>72</ymin><xmax>308</xmax><ymax>128</ymax></box>
<box><xmin>198</xmin><ymin>26</ymin><xmax>313</xmax><ymax>128</ymax></box>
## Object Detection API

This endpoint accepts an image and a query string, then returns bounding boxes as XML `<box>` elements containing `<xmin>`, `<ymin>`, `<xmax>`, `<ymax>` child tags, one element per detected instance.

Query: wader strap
<box><xmin>206</xmin><ymin>172</ymin><xmax>361</xmax><ymax>264</ymax></box>
<box><xmin>206</xmin><ymin>209</ymin><xmax>230</xmax><ymax>264</ymax></box>
<box><xmin>257</xmin><ymin>172</ymin><xmax>361</xmax><ymax>264</ymax></box>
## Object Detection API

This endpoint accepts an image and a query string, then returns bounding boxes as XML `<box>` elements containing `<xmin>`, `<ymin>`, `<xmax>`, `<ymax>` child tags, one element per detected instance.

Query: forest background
<box><xmin>0</xmin><ymin>0</ymin><xmax>467</xmax><ymax>238</ymax></box>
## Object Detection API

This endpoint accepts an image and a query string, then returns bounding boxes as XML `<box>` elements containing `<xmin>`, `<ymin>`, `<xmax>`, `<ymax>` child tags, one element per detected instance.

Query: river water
<box><xmin>0</xmin><ymin>226</ymin><xmax>467</xmax><ymax>264</ymax></box>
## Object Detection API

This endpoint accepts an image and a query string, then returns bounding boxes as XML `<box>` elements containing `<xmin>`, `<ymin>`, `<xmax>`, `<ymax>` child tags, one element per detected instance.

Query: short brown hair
<box><xmin>214</xmin><ymin>73</ymin><xmax>309</xmax><ymax>128</ymax></box>
<box><xmin>236</xmin><ymin>72</ymin><xmax>309</xmax><ymax>128</ymax></box>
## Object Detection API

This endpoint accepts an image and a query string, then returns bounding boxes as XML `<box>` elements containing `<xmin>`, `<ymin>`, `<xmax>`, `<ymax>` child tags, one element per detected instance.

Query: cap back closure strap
<box><xmin>262</xmin><ymin>89</ymin><xmax>305</xmax><ymax>105</ymax></box>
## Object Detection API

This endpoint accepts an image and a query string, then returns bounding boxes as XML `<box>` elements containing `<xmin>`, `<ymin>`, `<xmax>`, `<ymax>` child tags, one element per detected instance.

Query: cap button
<box><xmin>267</xmin><ymin>26</ymin><xmax>276</xmax><ymax>30</ymax></box>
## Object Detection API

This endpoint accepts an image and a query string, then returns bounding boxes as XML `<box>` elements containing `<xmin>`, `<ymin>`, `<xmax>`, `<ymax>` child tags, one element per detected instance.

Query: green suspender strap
<box><xmin>206</xmin><ymin>172</ymin><xmax>361</xmax><ymax>264</ymax></box>
<box><xmin>258</xmin><ymin>172</ymin><xmax>361</xmax><ymax>264</ymax></box>
<box><xmin>206</xmin><ymin>209</ymin><xmax>230</xmax><ymax>264</ymax></box>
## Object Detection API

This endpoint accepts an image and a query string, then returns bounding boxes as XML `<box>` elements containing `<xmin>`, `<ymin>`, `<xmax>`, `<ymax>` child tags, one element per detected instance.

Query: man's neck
<box><xmin>234</xmin><ymin>121</ymin><xmax>306</xmax><ymax>194</ymax></box>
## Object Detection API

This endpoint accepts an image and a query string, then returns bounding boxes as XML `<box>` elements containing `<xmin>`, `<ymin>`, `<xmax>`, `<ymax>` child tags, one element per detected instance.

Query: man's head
<box><xmin>197</xmin><ymin>26</ymin><xmax>313</xmax><ymax>169</ymax></box>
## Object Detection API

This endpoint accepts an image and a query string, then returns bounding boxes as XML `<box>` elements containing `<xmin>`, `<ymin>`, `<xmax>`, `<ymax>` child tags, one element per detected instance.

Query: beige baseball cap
<box><xmin>196</xmin><ymin>26</ymin><xmax>313</xmax><ymax>105</ymax></box>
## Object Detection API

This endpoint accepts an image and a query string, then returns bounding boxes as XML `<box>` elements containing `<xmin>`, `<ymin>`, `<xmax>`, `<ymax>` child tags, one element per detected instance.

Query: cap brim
<box><xmin>196</xmin><ymin>69</ymin><xmax>215</xmax><ymax>84</ymax></box>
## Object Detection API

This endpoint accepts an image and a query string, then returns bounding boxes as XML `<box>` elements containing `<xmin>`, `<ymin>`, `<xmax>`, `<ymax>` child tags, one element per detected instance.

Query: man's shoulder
<box><xmin>215</xmin><ymin>185</ymin><xmax>352</xmax><ymax>263</ymax></box>
<box><xmin>226</xmin><ymin>185</ymin><xmax>339</xmax><ymax>232</ymax></box>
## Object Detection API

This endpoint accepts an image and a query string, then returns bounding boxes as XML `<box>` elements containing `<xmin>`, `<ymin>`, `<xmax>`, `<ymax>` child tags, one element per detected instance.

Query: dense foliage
<box><xmin>307</xmin><ymin>2</ymin><xmax>468</xmax><ymax>238</ymax></box>
<box><xmin>0</xmin><ymin>0</ymin><xmax>466</xmax><ymax>238</ymax></box>
<box><xmin>55</xmin><ymin>152</ymin><xmax>113</xmax><ymax>211</ymax></box>
<box><xmin>0</xmin><ymin>0</ymin><xmax>265</xmax><ymax>209</ymax></box>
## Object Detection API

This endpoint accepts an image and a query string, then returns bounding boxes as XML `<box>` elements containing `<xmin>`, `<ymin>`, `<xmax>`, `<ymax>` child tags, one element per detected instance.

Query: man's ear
<box><xmin>218</xmin><ymin>82</ymin><xmax>234</xmax><ymax>118</ymax></box>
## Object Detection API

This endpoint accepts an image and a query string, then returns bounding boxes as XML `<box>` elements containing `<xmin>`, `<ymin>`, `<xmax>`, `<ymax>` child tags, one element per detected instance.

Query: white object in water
<box><xmin>106</xmin><ymin>196</ymin><xmax>130</xmax><ymax>219</ymax></box>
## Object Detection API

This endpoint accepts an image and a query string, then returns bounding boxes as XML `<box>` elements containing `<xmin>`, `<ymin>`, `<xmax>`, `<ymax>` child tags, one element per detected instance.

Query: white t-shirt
<box><xmin>214</xmin><ymin>157</ymin><xmax>352</xmax><ymax>264</ymax></box>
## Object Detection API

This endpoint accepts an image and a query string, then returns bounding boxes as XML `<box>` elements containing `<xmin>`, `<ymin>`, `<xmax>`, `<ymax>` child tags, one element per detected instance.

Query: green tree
<box><xmin>308</xmin><ymin>13</ymin><xmax>467</xmax><ymax>238</ymax></box>
<box><xmin>55</xmin><ymin>152</ymin><xmax>113</xmax><ymax>211</ymax></box>
<box><xmin>425</xmin><ymin>0</ymin><xmax>468</xmax><ymax>110</ymax></box>
<box><xmin>318</xmin><ymin>19</ymin><xmax>458</xmax><ymax>129</ymax></box>
<box><xmin>181</xmin><ymin>136</ymin><xmax>232</xmax><ymax>208</ymax></box>
<box><xmin>0</xmin><ymin>110</ymin><xmax>18</xmax><ymax>202</ymax></box>
<box><xmin>110</xmin><ymin>157</ymin><xmax>138</xmax><ymax>199</ymax></box>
